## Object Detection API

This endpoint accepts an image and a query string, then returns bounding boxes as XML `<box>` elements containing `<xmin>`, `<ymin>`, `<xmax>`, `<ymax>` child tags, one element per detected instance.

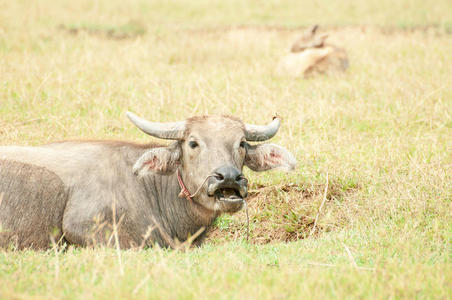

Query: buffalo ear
<box><xmin>309</xmin><ymin>24</ymin><xmax>319</xmax><ymax>35</ymax></box>
<box><xmin>313</xmin><ymin>33</ymin><xmax>329</xmax><ymax>47</ymax></box>
<box><xmin>244</xmin><ymin>144</ymin><xmax>296</xmax><ymax>172</ymax></box>
<box><xmin>133</xmin><ymin>145</ymin><xmax>181</xmax><ymax>176</ymax></box>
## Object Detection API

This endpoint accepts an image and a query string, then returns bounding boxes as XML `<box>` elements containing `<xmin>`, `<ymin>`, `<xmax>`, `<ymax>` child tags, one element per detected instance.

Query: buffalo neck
<box><xmin>140</xmin><ymin>172</ymin><xmax>218</xmax><ymax>247</ymax></box>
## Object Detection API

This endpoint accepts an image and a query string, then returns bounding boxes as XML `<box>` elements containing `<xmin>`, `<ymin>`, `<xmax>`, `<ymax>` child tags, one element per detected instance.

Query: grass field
<box><xmin>1</xmin><ymin>0</ymin><xmax>451</xmax><ymax>299</ymax></box>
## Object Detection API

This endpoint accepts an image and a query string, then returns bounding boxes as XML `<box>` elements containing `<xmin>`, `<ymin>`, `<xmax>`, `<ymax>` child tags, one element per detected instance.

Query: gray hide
<box><xmin>0</xmin><ymin>141</ymin><xmax>213</xmax><ymax>249</ymax></box>
<box><xmin>0</xmin><ymin>160</ymin><xmax>67</xmax><ymax>249</ymax></box>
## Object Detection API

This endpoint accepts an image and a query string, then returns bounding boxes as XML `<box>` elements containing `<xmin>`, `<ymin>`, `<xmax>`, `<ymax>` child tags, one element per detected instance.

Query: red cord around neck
<box><xmin>177</xmin><ymin>169</ymin><xmax>193</xmax><ymax>201</ymax></box>
<box><xmin>177</xmin><ymin>169</ymin><xmax>216</xmax><ymax>202</ymax></box>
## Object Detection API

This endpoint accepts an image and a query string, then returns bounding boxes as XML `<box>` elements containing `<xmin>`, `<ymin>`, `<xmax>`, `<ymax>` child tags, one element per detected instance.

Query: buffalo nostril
<box><xmin>212</xmin><ymin>165</ymin><xmax>242</xmax><ymax>183</ymax></box>
<box><xmin>236</xmin><ymin>174</ymin><xmax>245</xmax><ymax>182</ymax></box>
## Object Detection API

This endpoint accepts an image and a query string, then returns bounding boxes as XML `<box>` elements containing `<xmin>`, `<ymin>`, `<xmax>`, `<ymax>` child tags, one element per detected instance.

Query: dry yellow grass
<box><xmin>0</xmin><ymin>0</ymin><xmax>451</xmax><ymax>299</ymax></box>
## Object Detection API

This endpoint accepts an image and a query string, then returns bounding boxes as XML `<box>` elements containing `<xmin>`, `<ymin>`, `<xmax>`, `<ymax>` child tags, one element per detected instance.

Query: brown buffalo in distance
<box><xmin>277</xmin><ymin>25</ymin><xmax>349</xmax><ymax>77</ymax></box>
<box><xmin>0</xmin><ymin>113</ymin><xmax>296</xmax><ymax>249</ymax></box>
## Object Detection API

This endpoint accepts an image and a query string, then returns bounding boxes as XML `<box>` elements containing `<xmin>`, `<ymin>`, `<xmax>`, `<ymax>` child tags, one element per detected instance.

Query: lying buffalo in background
<box><xmin>0</xmin><ymin>113</ymin><xmax>296</xmax><ymax>249</ymax></box>
<box><xmin>277</xmin><ymin>25</ymin><xmax>349</xmax><ymax>77</ymax></box>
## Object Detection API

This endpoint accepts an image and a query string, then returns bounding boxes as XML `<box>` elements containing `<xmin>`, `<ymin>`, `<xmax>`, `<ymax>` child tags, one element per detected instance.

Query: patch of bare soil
<box><xmin>59</xmin><ymin>21</ymin><xmax>146</xmax><ymax>40</ymax></box>
<box><xmin>206</xmin><ymin>180</ymin><xmax>359</xmax><ymax>244</ymax></box>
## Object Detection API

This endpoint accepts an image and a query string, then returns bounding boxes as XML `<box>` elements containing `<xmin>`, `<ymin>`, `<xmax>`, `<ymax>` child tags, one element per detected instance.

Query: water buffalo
<box><xmin>0</xmin><ymin>113</ymin><xmax>296</xmax><ymax>249</ymax></box>
<box><xmin>277</xmin><ymin>25</ymin><xmax>349</xmax><ymax>77</ymax></box>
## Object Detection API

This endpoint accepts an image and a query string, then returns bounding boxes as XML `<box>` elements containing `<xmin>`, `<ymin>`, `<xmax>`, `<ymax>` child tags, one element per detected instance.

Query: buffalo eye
<box><xmin>239</xmin><ymin>141</ymin><xmax>248</xmax><ymax>149</ymax></box>
<box><xmin>188</xmin><ymin>141</ymin><xmax>199</xmax><ymax>149</ymax></box>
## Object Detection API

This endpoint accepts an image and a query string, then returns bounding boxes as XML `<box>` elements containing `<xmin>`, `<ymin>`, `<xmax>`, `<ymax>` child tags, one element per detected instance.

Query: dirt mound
<box><xmin>206</xmin><ymin>180</ymin><xmax>359</xmax><ymax>244</ymax></box>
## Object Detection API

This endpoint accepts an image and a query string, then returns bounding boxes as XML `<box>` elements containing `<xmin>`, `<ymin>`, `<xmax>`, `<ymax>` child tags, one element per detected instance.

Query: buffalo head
<box><xmin>290</xmin><ymin>24</ymin><xmax>330</xmax><ymax>53</ymax></box>
<box><xmin>127</xmin><ymin>113</ymin><xmax>296</xmax><ymax>214</ymax></box>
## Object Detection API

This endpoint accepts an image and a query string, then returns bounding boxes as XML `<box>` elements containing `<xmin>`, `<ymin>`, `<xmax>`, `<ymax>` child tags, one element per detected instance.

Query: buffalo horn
<box><xmin>244</xmin><ymin>117</ymin><xmax>281</xmax><ymax>142</ymax></box>
<box><xmin>127</xmin><ymin>112</ymin><xmax>185</xmax><ymax>140</ymax></box>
